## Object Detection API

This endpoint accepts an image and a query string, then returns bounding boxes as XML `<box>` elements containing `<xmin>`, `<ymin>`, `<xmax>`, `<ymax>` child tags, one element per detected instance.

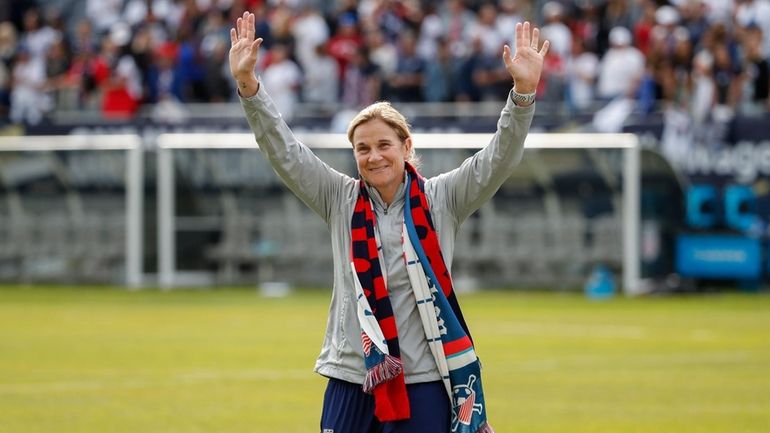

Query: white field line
<box><xmin>0</xmin><ymin>369</ymin><xmax>309</xmax><ymax>395</ymax></box>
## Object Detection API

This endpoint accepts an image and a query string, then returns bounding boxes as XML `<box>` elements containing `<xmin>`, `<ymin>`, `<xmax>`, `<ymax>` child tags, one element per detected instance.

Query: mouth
<box><xmin>368</xmin><ymin>165</ymin><xmax>389</xmax><ymax>173</ymax></box>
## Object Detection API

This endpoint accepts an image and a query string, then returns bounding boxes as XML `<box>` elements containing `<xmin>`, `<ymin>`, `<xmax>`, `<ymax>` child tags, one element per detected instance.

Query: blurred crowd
<box><xmin>1</xmin><ymin>0</ymin><xmax>769</xmax><ymax>126</ymax></box>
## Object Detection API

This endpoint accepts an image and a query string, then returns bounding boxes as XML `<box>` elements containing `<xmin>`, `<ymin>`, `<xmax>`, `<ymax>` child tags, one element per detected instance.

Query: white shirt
<box><xmin>735</xmin><ymin>0</ymin><xmax>770</xmax><ymax>57</ymax></box>
<box><xmin>541</xmin><ymin>22</ymin><xmax>573</xmax><ymax>61</ymax></box>
<box><xmin>262</xmin><ymin>59</ymin><xmax>302</xmax><ymax>122</ymax></box>
<box><xmin>597</xmin><ymin>46</ymin><xmax>645</xmax><ymax>99</ymax></box>
<box><xmin>292</xmin><ymin>12</ymin><xmax>330</xmax><ymax>70</ymax></box>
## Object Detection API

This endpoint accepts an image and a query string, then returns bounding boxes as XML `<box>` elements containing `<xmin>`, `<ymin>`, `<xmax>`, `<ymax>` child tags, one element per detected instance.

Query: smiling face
<box><xmin>352</xmin><ymin>118</ymin><xmax>412</xmax><ymax>204</ymax></box>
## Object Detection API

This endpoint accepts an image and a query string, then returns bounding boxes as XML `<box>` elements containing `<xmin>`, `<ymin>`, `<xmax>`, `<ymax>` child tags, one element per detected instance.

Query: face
<box><xmin>352</xmin><ymin>118</ymin><xmax>412</xmax><ymax>200</ymax></box>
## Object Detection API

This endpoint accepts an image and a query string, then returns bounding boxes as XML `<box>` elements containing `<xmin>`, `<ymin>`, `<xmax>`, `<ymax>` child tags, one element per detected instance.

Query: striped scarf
<box><xmin>350</xmin><ymin>163</ymin><xmax>494</xmax><ymax>433</ymax></box>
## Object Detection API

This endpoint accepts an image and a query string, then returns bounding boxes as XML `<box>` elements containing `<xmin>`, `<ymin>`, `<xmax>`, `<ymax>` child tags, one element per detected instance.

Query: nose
<box><xmin>368</xmin><ymin>149</ymin><xmax>383</xmax><ymax>162</ymax></box>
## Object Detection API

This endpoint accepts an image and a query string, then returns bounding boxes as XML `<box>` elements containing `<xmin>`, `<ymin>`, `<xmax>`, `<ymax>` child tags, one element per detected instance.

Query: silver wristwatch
<box><xmin>511</xmin><ymin>90</ymin><xmax>536</xmax><ymax>106</ymax></box>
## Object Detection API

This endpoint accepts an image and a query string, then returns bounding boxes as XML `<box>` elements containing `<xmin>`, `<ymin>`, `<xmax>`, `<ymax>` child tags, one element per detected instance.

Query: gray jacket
<box><xmin>241</xmin><ymin>85</ymin><xmax>534</xmax><ymax>385</ymax></box>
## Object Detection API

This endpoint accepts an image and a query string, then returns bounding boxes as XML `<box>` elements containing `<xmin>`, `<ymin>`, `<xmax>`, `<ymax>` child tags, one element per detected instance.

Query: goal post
<box><xmin>0</xmin><ymin>134</ymin><xmax>144</xmax><ymax>287</ymax></box>
<box><xmin>157</xmin><ymin>132</ymin><xmax>640</xmax><ymax>295</ymax></box>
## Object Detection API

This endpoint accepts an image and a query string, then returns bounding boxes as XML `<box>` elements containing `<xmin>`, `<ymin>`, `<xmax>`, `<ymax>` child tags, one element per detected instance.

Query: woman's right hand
<box><xmin>229</xmin><ymin>11</ymin><xmax>263</xmax><ymax>97</ymax></box>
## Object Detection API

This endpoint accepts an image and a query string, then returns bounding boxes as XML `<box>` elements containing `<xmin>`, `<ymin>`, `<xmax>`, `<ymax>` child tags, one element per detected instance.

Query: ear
<box><xmin>404</xmin><ymin>136</ymin><xmax>413</xmax><ymax>157</ymax></box>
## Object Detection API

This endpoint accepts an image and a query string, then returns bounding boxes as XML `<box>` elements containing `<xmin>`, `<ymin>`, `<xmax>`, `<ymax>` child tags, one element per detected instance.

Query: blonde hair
<box><xmin>347</xmin><ymin>101</ymin><xmax>419</xmax><ymax>167</ymax></box>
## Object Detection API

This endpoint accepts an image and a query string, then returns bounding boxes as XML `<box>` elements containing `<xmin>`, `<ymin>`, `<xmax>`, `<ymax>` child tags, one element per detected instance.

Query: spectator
<box><xmin>291</xmin><ymin>4</ymin><xmax>329</xmax><ymax>71</ymax></box>
<box><xmin>465</xmin><ymin>3</ymin><xmax>505</xmax><ymax>59</ymax></box>
<box><xmin>596</xmin><ymin>0</ymin><xmax>633</xmax><ymax>56</ymax></box>
<box><xmin>565</xmin><ymin>36</ymin><xmax>599</xmax><ymax>112</ymax></box>
<box><xmin>679</xmin><ymin>0</ymin><xmax>710</xmax><ymax>48</ymax></box>
<box><xmin>267</xmin><ymin>2</ymin><xmax>295</xmax><ymax>50</ymax></box>
<box><xmin>709</xmin><ymin>26</ymin><xmax>743</xmax><ymax>110</ymax></box>
<box><xmin>202</xmin><ymin>38</ymin><xmax>232</xmax><ymax>102</ymax></box>
<box><xmin>365</xmin><ymin>28</ymin><xmax>398</xmax><ymax>77</ymax></box>
<box><xmin>741</xmin><ymin>24</ymin><xmax>770</xmax><ymax>114</ymax></box>
<box><xmin>633</xmin><ymin>0</ymin><xmax>657</xmax><ymax>55</ymax></box>
<box><xmin>342</xmin><ymin>47</ymin><xmax>381</xmax><ymax>109</ymax></box>
<box><xmin>690</xmin><ymin>49</ymin><xmax>716</xmax><ymax>126</ymax></box>
<box><xmin>497</xmin><ymin>0</ymin><xmax>524</xmax><ymax>48</ymax></box>
<box><xmin>44</xmin><ymin>36</ymin><xmax>75</xmax><ymax>110</ymax></box>
<box><xmin>85</xmin><ymin>0</ymin><xmax>123</xmax><ymax>36</ymax></box>
<box><xmin>441</xmin><ymin>0</ymin><xmax>476</xmax><ymax>58</ymax></box>
<box><xmin>10</xmin><ymin>46</ymin><xmax>48</xmax><ymax>125</ymax></box>
<box><xmin>712</xmin><ymin>42</ymin><xmax>744</xmax><ymax>118</ymax></box>
<box><xmin>174</xmin><ymin>24</ymin><xmax>207</xmax><ymax>102</ymax></box>
<box><xmin>20</xmin><ymin>8</ymin><xmax>59</xmax><ymax>66</ymax></box>
<box><xmin>146</xmin><ymin>42</ymin><xmax>183</xmax><ymax>104</ymax></box>
<box><xmin>386</xmin><ymin>30</ymin><xmax>424</xmax><ymax>102</ymax></box>
<box><xmin>702</xmin><ymin>0</ymin><xmax>734</xmax><ymax>24</ymax></box>
<box><xmin>0</xmin><ymin>21</ymin><xmax>17</xmax><ymax>67</ymax></box>
<box><xmin>97</xmin><ymin>24</ymin><xmax>143</xmax><ymax>118</ymax></box>
<box><xmin>537</xmin><ymin>34</ymin><xmax>567</xmax><ymax>103</ymax></box>
<box><xmin>596</xmin><ymin>26</ymin><xmax>645</xmax><ymax>100</ymax></box>
<box><xmin>302</xmin><ymin>43</ymin><xmax>339</xmax><ymax>106</ymax></box>
<box><xmin>540</xmin><ymin>1</ymin><xmax>572</xmax><ymax>62</ymax></box>
<box><xmin>735</xmin><ymin>0</ymin><xmax>770</xmax><ymax>58</ymax></box>
<box><xmin>455</xmin><ymin>36</ymin><xmax>484</xmax><ymax>102</ymax></box>
<box><xmin>422</xmin><ymin>37</ymin><xmax>457</xmax><ymax>102</ymax></box>
<box><xmin>70</xmin><ymin>19</ymin><xmax>95</xmax><ymax>58</ymax></box>
<box><xmin>416</xmin><ymin>4</ymin><xmax>443</xmax><ymax>60</ymax></box>
<box><xmin>261</xmin><ymin>43</ymin><xmax>302</xmax><ymax>122</ymax></box>
<box><xmin>327</xmin><ymin>12</ymin><xmax>362</xmax><ymax>82</ymax></box>
<box><xmin>649</xmin><ymin>5</ymin><xmax>681</xmax><ymax>58</ymax></box>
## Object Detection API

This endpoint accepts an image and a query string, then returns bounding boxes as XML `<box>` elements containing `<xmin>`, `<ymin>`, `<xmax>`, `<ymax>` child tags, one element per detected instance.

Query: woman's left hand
<box><xmin>503</xmin><ymin>21</ymin><xmax>550</xmax><ymax>94</ymax></box>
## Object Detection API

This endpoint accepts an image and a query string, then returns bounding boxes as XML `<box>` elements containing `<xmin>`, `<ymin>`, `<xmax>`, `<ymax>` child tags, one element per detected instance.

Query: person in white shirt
<box><xmin>261</xmin><ymin>43</ymin><xmax>302</xmax><ymax>122</ymax></box>
<box><xmin>291</xmin><ymin>5</ymin><xmax>330</xmax><ymax>72</ymax></box>
<box><xmin>597</xmin><ymin>26</ymin><xmax>645</xmax><ymax>99</ymax></box>
<box><xmin>566</xmin><ymin>37</ymin><xmax>599</xmax><ymax>111</ymax></box>
<box><xmin>10</xmin><ymin>47</ymin><xmax>48</xmax><ymax>125</ymax></box>
<box><xmin>302</xmin><ymin>43</ymin><xmax>339</xmax><ymax>106</ymax></box>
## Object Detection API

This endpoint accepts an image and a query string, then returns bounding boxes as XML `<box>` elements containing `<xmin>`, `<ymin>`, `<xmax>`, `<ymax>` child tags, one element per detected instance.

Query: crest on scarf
<box><xmin>451</xmin><ymin>375</ymin><xmax>484</xmax><ymax>431</ymax></box>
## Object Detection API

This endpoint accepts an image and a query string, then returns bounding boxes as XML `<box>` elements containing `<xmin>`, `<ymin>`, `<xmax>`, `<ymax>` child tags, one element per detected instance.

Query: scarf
<box><xmin>350</xmin><ymin>163</ymin><xmax>494</xmax><ymax>433</ymax></box>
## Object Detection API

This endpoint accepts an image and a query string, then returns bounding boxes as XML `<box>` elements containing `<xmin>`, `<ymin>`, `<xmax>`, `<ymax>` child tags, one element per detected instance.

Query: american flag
<box><xmin>362</xmin><ymin>332</ymin><xmax>372</xmax><ymax>356</ymax></box>
<box><xmin>457</xmin><ymin>391</ymin><xmax>476</xmax><ymax>425</ymax></box>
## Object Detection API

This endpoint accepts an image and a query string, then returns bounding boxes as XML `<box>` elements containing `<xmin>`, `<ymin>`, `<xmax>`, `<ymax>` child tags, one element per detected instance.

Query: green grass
<box><xmin>1</xmin><ymin>286</ymin><xmax>769</xmax><ymax>433</ymax></box>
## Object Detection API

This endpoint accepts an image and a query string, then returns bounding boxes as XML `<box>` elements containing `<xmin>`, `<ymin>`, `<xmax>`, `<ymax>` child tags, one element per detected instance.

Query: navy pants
<box><xmin>320</xmin><ymin>378</ymin><xmax>451</xmax><ymax>433</ymax></box>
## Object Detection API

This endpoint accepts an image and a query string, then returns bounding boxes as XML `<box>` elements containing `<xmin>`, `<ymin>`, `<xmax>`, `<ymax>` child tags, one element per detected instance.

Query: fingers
<box><xmin>234</xmin><ymin>12</ymin><xmax>257</xmax><ymax>42</ymax></box>
<box><xmin>531</xmin><ymin>27</ymin><xmax>540</xmax><ymax>50</ymax></box>
<box><xmin>521</xmin><ymin>21</ymin><xmax>531</xmax><ymax>50</ymax></box>
<box><xmin>539</xmin><ymin>39</ymin><xmax>550</xmax><ymax>57</ymax></box>
<box><xmin>251</xmin><ymin>37</ymin><xmax>263</xmax><ymax>53</ymax></box>
<box><xmin>247</xmin><ymin>12</ymin><xmax>255</xmax><ymax>41</ymax></box>
<box><xmin>514</xmin><ymin>22</ymin><xmax>524</xmax><ymax>50</ymax></box>
<box><xmin>502</xmin><ymin>44</ymin><xmax>512</xmax><ymax>69</ymax></box>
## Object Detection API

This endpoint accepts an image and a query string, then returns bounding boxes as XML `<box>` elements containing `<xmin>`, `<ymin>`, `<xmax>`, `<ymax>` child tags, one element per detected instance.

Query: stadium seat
<box><xmin>686</xmin><ymin>184</ymin><xmax>718</xmax><ymax>229</ymax></box>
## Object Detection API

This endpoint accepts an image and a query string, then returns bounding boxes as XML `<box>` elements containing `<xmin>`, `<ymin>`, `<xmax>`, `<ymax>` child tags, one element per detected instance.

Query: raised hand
<box><xmin>502</xmin><ymin>22</ymin><xmax>550</xmax><ymax>95</ymax></box>
<box><xmin>229</xmin><ymin>11</ymin><xmax>263</xmax><ymax>97</ymax></box>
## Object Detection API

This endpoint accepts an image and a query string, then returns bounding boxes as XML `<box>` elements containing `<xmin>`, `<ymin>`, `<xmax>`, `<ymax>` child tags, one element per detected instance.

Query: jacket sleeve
<box><xmin>428</xmin><ymin>90</ymin><xmax>535</xmax><ymax>224</ymax></box>
<box><xmin>240</xmin><ymin>84</ymin><xmax>350</xmax><ymax>222</ymax></box>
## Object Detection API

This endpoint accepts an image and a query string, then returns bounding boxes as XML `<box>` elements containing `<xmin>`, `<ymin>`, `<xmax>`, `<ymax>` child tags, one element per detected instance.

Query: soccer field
<box><xmin>0</xmin><ymin>287</ymin><xmax>768</xmax><ymax>433</ymax></box>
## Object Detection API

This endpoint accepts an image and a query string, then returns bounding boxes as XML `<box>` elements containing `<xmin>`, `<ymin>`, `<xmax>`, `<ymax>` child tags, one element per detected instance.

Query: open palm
<box><xmin>229</xmin><ymin>11</ymin><xmax>263</xmax><ymax>82</ymax></box>
<box><xmin>502</xmin><ymin>22</ymin><xmax>550</xmax><ymax>94</ymax></box>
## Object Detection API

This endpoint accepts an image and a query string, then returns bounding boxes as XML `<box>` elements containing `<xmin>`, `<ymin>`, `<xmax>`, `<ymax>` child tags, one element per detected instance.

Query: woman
<box><xmin>229</xmin><ymin>11</ymin><xmax>548</xmax><ymax>433</ymax></box>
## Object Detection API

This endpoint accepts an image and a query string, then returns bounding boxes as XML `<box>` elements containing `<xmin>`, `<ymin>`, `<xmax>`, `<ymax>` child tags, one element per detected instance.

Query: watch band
<box><xmin>511</xmin><ymin>90</ymin><xmax>536</xmax><ymax>106</ymax></box>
